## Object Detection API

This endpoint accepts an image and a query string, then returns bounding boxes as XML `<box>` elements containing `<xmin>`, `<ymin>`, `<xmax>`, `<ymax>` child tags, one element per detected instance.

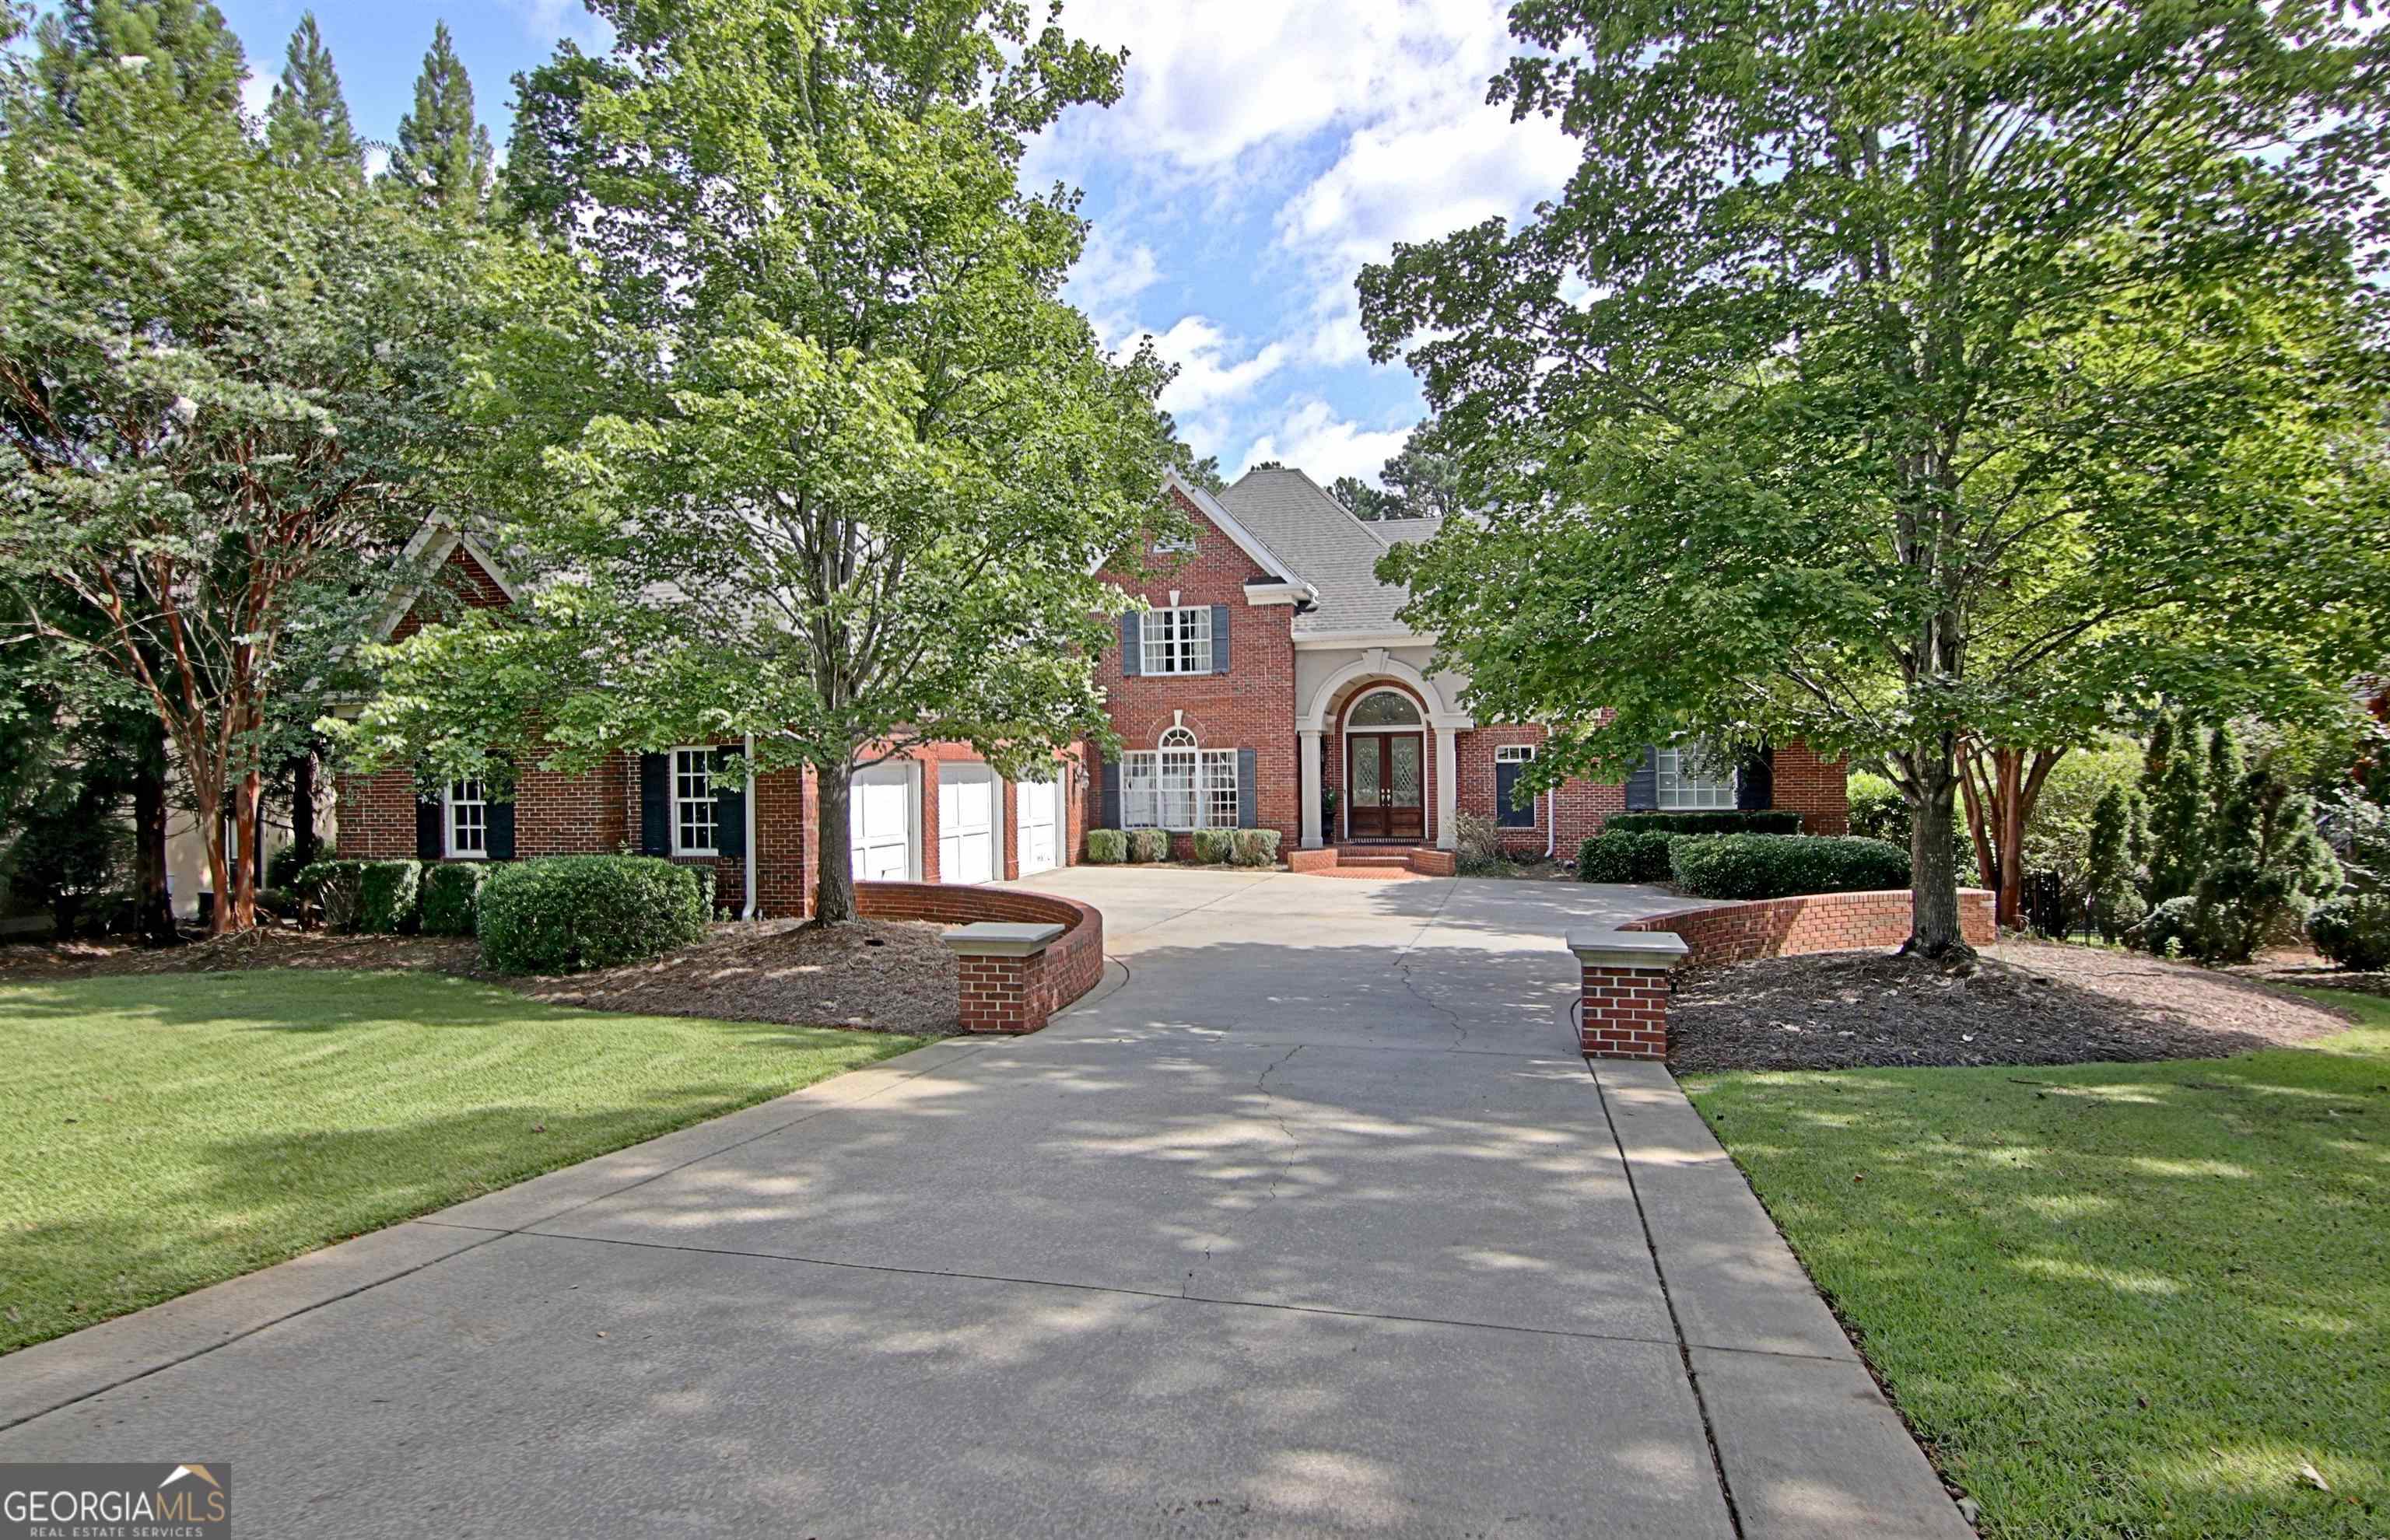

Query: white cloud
<box><xmin>240</xmin><ymin>68</ymin><xmax>275</xmax><ymax>120</ymax></box>
<box><xmin>1241</xmin><ymin>399</ymin><xmax>1413</xmax><ymax>485</ymax></box>
<box><xmin>1145</xmin><ymin>315</ymin><xmax>1289</xmax><ymax>416</ymax></box>
<box><xmin>503</xmin><ymin>0</ymin><xmax>615</xmax><ymax>49</ymax></box>
<box><xmin>1064</xmin><ymin>226</ymin><xmax>1162</xmax><ymax>329</ymax></box>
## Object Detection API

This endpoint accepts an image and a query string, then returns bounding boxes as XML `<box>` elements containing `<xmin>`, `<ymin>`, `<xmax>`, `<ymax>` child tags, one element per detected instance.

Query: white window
<box><xmin>1140</xmin><ymin>606</ymin><xmax>1212</xmax><ymax>674</ymax></box>
<box><xmin>1657</xmin><ymin>746</ymin><xmax>1737</xmax><ymax>810</ymax></box>
<box><xmin>1495</xmin><ymin>745</ymin><xmax>1536</xmax><ymax>765</ymax></box>
<box><xmin>444</xmin><ymin>780</ymin><xmax>488</xmax><ymax>858</ymax></box>
<box><xmin>1122</xmin><ymin>726</ymin><xmax>1241</xmax><ymax>830</ymax></box>
<box><xmin>672</xmin><ymin>747</ymin><xmax>717</xmax><ymax>855</ymax></box>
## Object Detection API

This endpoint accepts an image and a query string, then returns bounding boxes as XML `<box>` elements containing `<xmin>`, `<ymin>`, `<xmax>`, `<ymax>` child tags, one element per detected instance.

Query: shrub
<box><xmin>1232</xmin><ymin>828</ymin><xmax>1281</xmax><ymax>867</ymax></box>
<box><xmin>1668</xmin><ymin>834</ymin><xmax>1909</xmax><ymax>900</ymax></box>
<box><xmin>2131</xmin><ymin>894</ymin><xmax>2206</xmax><ymax>960</ymax></box>
<box><xmin>1846</xmin><ymin>769</ymin><xmax>1971</xmax><ymax>868</ymax></box>
<box><xmin>477</xmin><ymin>856</ymin><xmax>709</xmax><ymax>975</ymax></box>
<box><xmin>2310</xmin><ymin>893</ymin><xmax>2390</xmax><ymax>971</ymax></box>
<box><xmin>1450</xmin><ymin>810</ymin><xmax>1506</xmax><ymax>875</ymax></box>
<box><xmin>266</xmin><ymin>839</ymin><xmax>328</xmax><ymax>892</ymax></box>
<box><xmin>1190</xmin><ymin>828</ymin><xmax>1237</xmax><ymax>864</ymax></box>
<box><xmin>5</xmin><ymin>799</ymin><xmax>124</xmax><ymax>937</ymax></box>
<box><xmin>356</xmin><ymin>860</ymin><xmax>422</xmax><ymax>934</ymax></box>
<box><xmin>1085</xmin><ymin>829</ymin><xmax>1127</xmax><ymax>864</ymax></box>
<box><xmin>419</xmin><ymin>863</ymin><xmax>486</xmax><ymax>936</ymax></box>
<box><xmin>1605</xmin><ymin>809</ymin><xmax>1803</xmax><ymax>836</ymax></box>
<box><xmin>296</xmin><ymin>859</ymin><xmax>365</xmax><ymax>932</ymax></box>
<box><xmin>1127</xmin><ymin>828</ymin><xmax>1170</xmax><ymax>863</ymax></box>
<box><xmin>1577</xmin><ymin>830</ymin><xmax>1674</xmax><ymax>884</ymax></box>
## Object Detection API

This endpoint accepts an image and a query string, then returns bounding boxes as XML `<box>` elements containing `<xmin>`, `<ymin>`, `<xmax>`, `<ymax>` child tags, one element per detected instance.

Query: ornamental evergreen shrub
<box><xmin>1667</xmin><ymin>834</ymin><xmax>1909</xmax><ymax>900</ymax></box>
<box><xmin>1085</xmin><ymin>829</ymin><xmax>1127</xmax><ymax>863</ymax></box>
<box><xmin>1604</xmin><ymin>810</ymin><xmax>1803</xmax><ymax>836</ymax></box>
<box><xmin>1190</xmin><ymin>828</ymin><xmax>1237</xmax><ymax>864</ymax></box>
<box><xmin>1576</xmin><ymin>830</ymin><xmax>1674</xmax><ymax>884</ymax></box>
<box><xmin>1127</xmin><ymin>828</ymin><xmax>1170</xmax><ymax>863</ymax></box>
<box><xmin>419</xmin><ymin>863</ymin><xmax>485</xmax><ymax>936</ymax></box>
<box><xmin>477</xmin><ymin>856</ymin><xmax>709</xmax><ymax>975</ymax></box>
<box><xmin>356</xmin><ymin>860</ymin><xmax>422</xmax><ymax>933</ymax></box>
<box><xmin>296</xmin><ymin>859</ymin><xmax>365</xmax><ymax>932</ymax></box>
<box><xmin>1232</xmin><ymin>828</ymin><xmax>1281</xmax><ymax>867</ymax></box>
<box><xmin>2310</xmin><ymin>893</ymin><xmax>2390</xmax><ymax>971</ymax></box>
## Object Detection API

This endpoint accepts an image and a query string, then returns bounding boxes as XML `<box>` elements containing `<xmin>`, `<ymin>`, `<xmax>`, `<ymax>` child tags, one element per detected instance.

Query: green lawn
<box><xmin>0</xmin><ymin>970</ymin><xmax>923</xmax><ymax>1355</ymax></box>
<box><xmin>1686</xmin><ymin>989</ymin><xmax>2390</xmax><ymax>1540</ymax></box>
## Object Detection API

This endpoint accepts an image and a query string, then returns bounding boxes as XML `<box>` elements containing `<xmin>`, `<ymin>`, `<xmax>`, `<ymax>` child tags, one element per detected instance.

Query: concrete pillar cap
<box><xmin>1567</xmin><ymin>930</ymin><xmax>1691</xmax><ymax>970</ymax></box>
<box><xmin>943</xmin><ymin>921</ymin><xmax>1064</xmax><ymax>958</ymax></box>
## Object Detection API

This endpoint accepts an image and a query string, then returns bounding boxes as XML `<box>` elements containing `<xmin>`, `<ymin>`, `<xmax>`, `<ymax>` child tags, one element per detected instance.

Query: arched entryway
<box><xmin>1342</xmin><ymin>687</ymin><xmax>1426</xmax><ymax>841</ymax></box>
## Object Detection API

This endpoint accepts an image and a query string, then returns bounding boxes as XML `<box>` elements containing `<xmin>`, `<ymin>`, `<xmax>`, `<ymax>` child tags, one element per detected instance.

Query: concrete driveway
<box><xmin>0</xmin><ymin>867</ymin><xmax>1968</xmax><ymax>1538</ymax></box>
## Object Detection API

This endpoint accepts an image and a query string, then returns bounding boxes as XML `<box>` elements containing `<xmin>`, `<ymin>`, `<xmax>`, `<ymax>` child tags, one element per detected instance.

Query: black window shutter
<box><xmin>1496</xmin><ymin>762</ymin><xmax>1534</xmax><ymax>828</ymax></box>
<box><xmin>1624</xmin><ymin>747</ymin><xmax>1659</xmax><ymax>811</ymax></box>
<box><xmin>1236</xmin><ymin>747</ymin><xmax>1257</xmax><ymax>828</ymax></box>
<box><xmin>487</xmin><ymin>796</ymin><xmax>516</xmax><ymax>861</ymax></box>
<box><xmin>1099</xmin><ymin>757</ymin><xmax>1122</xmax><ymax>830</ymax></box>
<box><xmin>640</xmin><ymin>752</ymin><xmax>671</xmax><ymax>855</ymax></box>
<box><xmin>416</xmin><ymin>789</ymin><xmax>443</xmax><ymax>859</ymax></box>
<box><xmin>1211</xmin><ymin>604</ymin><xmax>1231</xmax><ymax>674</ymax></box>
<box><xmin>1120</xmin><ymin>613</ymin><xmax>1142</xmax><ymax>677</ymax></box>
<box><xmin>713</xmin><ymin>747</ymin><xmax>746</xmax><ymax>857</ymax></box>
<box><xmin>1736</xmin><ymin>747</ymin><xmax>1775</xmax><ymax>810</ymax></box>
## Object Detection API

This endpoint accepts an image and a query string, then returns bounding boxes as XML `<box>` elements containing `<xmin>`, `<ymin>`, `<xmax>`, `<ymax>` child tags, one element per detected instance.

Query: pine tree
<box><xmin>2192</xmin><ymin>758</ymin><xmax>2340</xmax><ymax>963</ymax></box>
<box><xmin>2085</xmin><ymin>785</ymin><xmax>2146</xmax><ymax>943</ymax></box>
<box><xmin>265</xmin><ymin>12</ymin><xmax>359</xmax><ymax>177</ymax></box>
<box><xmin>391</xmin><ymin>20</ymin><xmax>491</xmax><ymax>214</ymax></box>
<box><xmin>2142</xmin><ymin>710</ymin><xmax>2209</xmax><ymax>905</ymax></box>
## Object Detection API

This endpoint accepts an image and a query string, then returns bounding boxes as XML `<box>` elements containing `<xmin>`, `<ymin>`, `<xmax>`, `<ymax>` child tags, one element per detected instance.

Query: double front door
<box><xmin>1347</xmin><ymin>733</ymin><xmax>1425</xmax><ymax>841</ymax></box>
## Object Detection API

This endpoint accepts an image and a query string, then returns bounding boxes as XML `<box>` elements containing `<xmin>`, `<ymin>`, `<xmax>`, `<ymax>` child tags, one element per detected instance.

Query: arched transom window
<box><xmin>1346</xmin><ymin>688</ymin><xmax>1423</xmax><ymax>729</ymax></box>
<box><xmin>1125</xmin><ymin>726</ymin><xmax>1239</xmax><ymax>830</ymax></box>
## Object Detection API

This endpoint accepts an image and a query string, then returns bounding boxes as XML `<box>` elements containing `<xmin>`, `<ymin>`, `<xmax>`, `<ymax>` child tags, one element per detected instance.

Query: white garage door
<box><xmin>1016</xmin><ymin>778</ymin><xmax>1059</xmax><ymax>877</ymax></box>
<box><xmin>937</xmin><ymin>766</ymin><xmax>997</xmax><ymax>885</ymax></box>
<box><xmin>851</xmin><ymin>766</ymin><xmax>913</xmax><ymax>881</ymax></box>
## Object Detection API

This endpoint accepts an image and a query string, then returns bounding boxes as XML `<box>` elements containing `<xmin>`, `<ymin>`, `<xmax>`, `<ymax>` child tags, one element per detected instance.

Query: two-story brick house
<box><xmin>336</xmin><ymin>466</ymin><xmax>1846</xmax><ymax>916</ymax></box>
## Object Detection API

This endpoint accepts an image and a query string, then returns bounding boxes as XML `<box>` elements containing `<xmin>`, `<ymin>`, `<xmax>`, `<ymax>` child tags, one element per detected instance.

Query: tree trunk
<box><xmin>1957</xmin><ymin>740</ymin><xmax>2065</xmax><ymax>931</ymax></box>
<box><xmin>131</xmin><ymin>720</ymin><xmax>174</xmax><ymax>945</ymax></box>
<box><xmin>224</xmin><ymin>767</ymin><xmax>261</xmax><ymax>933</ymax></box>
<box><xmin>814</xmin><ymin>760</ymin><xmax>857</xmax><ymax>923</ymax></box>
<box><xmin>290</xmin><ymin>748</ymin><xmax>319</xmax><ymax>869</ymax></box>
<box><xmin>1901</xmin><ymin>745</ymin><xmax>1974</xmax><ymax>960</ymax></box>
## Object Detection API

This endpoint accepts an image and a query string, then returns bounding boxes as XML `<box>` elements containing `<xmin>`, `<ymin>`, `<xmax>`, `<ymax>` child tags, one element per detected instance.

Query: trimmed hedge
<box><xmin>1190</xmin><ymin>829</ymin><xmax>1237</xmax><ymax>865</ymax></box>
<box><xmin>1668</xmin><ymin>834</ymin><xmax>1909</xmax><ymax>900</ymax></box>
<box><xmin>1085</xmin><ymin>829</ymin><xmax>1127</xmax><ymax>863</ymax></box>
<box><xmin>1127</xmin><ymin>828</ymin><xmax>1170</xmax><ymax>863</ymax></box>
<box><xmin>1605</xmin><ymin>810</ymin><xmax>1803</xmax><ymax>836</ymax></box>
<box><xmin>296</xmin><ymin>859</ymin><xmax>421</xmax><ymax>933</ymax></box>
<box><xmin>2310</xmin><ymin>893</ymin><xmax>2390</xmax><ymax>971</ymax></box>
<box><xmin>1232</xmin><ymin>828</ymin><xmax>1281</xmax><ymax>867</ymax></box>
<box><xmin>477</xmin><ymin>856</ymin><xmax>710</xmax><ymax>975</ymax></box>
<box><xmin>419</xmin><ymin>863</ymin><xmax>485</xmax><ymax>936</ymax></box>
<box><xmin>1576</xmin><ymin>830</ymin><xmax>1674</xmax><ymax>884</ymax></box>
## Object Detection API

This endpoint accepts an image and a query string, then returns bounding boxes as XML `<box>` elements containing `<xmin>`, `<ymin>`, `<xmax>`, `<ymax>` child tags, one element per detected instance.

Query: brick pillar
<box><xmin>944</xmin><ymin>921</ymin><xmax>1067</xmax><ymax>1034</ymax></box>
<box><xmin>1567</xmin><ymin>930</ymin><xmax>1690</xmax><ymax>1059</ymax></box>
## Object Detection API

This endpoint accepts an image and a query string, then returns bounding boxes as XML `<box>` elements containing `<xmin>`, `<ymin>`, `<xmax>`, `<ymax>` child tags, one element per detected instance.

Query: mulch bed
<box><xmin>1668</xmin><ymin>941</ymin><xmax>2353</xmax><ymax>1073</ymax></box>
<box><xmin>0</xmin><ymin>919</ymin><xmax>960</xmax><ymax>1036</ymax></box>
<box><xmin>2238</xmin><ymin>955</ymin><xmax>2390</xmax><ymax>1002</ymax></box>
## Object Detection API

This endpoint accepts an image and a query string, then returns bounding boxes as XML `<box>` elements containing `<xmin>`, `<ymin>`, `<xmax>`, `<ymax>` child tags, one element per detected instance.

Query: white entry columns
<box><xmin>1298</xmin><ymin>729</ymin><xmax>1325</xmax><ymax>849</ymax></box>
<box><xmin>1434</xmin><ymin>726</ymin><xmax>1459</xmax><ymax>851</ymax></box>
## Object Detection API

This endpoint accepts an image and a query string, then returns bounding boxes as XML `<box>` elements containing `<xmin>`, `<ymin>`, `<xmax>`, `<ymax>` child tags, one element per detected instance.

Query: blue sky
<box><xmin>215</xmin><ymin>1</ymin><xmax>1579</xmax><ymax>486</ymax></box>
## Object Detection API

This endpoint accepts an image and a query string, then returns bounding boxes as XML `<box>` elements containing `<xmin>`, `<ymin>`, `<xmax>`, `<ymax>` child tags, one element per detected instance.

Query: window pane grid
<box><xmin>448</xmin><ymin>779</ymin><xmax>487</xmax><ymax>856</ymax></box>
<box><xmin>1657</xmin><ymin>748</ymin><xmax>1736</xmax><ymax>810</ymax></box>
<box><xmin>674</xmin><ymin>749</ymin><xmax>717</xmax><ymax>853</ymax></box>
<box><xmin>1121</xmin><ymin>740</ymin><xmax>1239</xmax><ymax>830</ymax></box>
<box><xmin>1141</xmin><ymin>607</ymin><xmax>1211</xmax><ymax>674</ymax></box>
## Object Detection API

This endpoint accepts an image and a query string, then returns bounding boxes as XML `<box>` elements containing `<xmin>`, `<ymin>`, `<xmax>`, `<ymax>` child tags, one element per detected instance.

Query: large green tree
<box><xmin>0</xmin><ymin>0</ymin><xmax>485</xmax><ymax>933</ymax></box>
<box><xmin>1361</xmin><ymin>0</ymin><xmax>2390</xmax><ymax>954</ymax></box>
<box><xmin>264</xmin><ymin>12</ymin><xmax>359</xmax><ymax>177</ymax></box>
<box><xmin>342</xmin><ymin>0</ymin><xmax>1184</xmax><ymax>924</ymax></box>
<box><xmin>391</xmin><ymin>20</ymin><xmax>492</xmax><ymax>215</ymax></box>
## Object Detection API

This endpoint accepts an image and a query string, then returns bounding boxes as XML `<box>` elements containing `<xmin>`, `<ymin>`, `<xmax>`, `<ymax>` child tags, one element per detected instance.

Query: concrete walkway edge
<box><xmin>1593</xmin><ymin>1058</ymin><xmax>1975</xmax><ymax>1540</ymax></box>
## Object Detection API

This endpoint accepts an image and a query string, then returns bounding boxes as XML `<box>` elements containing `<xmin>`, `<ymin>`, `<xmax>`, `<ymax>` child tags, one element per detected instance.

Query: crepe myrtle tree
<box><xmin>1362</xmin><ymin>0</ymin><xmax>2390</xmax><ymax>955</ymax></box>
<box><xmin>0</xmin><ymin>0</ymin><xmax>487</xmax><ymax>933</ymax></box>
<box><xmin>337</xmin><ymin>0</ymin><xmax>1186</xmax><ymax>926</ymax></box>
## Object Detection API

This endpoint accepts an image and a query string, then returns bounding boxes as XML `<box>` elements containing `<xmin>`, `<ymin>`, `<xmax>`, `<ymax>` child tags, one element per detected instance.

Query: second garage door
<box><xmin>937</xmin><ymin>765</ymin><xmax>997</xmax><ymax>884</ymax></box>
<box><xmin>850</xmin><ymin>765</ymin><xmax>916</xmax><ymax>881</ymax></box>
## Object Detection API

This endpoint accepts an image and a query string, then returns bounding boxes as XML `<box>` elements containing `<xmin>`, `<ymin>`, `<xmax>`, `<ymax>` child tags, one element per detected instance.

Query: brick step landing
<box><xmin>1287</xmin><ymin>845</ymin><xmax>1458</xmax><ymax>878</ymax></box>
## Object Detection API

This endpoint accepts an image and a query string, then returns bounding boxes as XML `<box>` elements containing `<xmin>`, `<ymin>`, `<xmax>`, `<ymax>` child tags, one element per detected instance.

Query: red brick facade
<box><xmin>1622</xmin><ymin>887</ymin><xmax>1995</xmax><ymax>964</ymax></box>
<box><xmin>853</xmin><ymin>880</ymin><xmax>1105</xmax><ymax>1033</ymax></box>
<box><xmin>1578</xmin><ymin>964</ymin><xmax>1673</xmax><ymax>1059</ymax></box>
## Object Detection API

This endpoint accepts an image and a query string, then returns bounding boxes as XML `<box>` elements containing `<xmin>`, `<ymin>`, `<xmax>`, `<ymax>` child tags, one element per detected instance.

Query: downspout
<box><xmin>1547</xmin><ymin>786</ymin><xmax>1557</xmax><ymax>860</ymax></box>
<box><xmin>742</xmin><ymin>733</ymin><xmax>759</xmax><ymax>921</ymax></box>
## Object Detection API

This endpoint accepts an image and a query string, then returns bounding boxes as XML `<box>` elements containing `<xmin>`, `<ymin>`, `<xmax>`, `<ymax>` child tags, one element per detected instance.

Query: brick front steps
<box><xmin>1572</xmin><ymin>888</ymin><xmax>1996</xmax><ymax>1059</ymax></box>
<box><xmin>1288</xmin><ymin>845</ymin><xmax>1459</xmax><ymax>877</ymax></box>
<box><xmin>856</xmin><ymin>880</ymin><xmax>1104</xmax><ymax>1035</ymax></box>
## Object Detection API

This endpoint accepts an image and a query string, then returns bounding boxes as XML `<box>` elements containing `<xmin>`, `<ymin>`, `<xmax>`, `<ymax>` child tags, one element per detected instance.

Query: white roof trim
<box><xmin>373</xmin><ymin>520</ymin><xmax>521</xmax><ymax>641</ymax></box>
<box><xmin>1293</xmin><ymin>628</ymin><xmax>1435</xmax><ymax>649</ymax></box>
<box><xmin>1163</xmin><ymin>469</ymin><xmax>1317</xmax><ymax>601</ymax></box>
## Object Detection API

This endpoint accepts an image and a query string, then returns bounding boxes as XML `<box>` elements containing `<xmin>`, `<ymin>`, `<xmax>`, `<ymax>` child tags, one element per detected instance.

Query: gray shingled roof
<box><xmin>1214</xmin><ymin>468</ymin><xmax>1435</xmax><ymax>635</ymax></box>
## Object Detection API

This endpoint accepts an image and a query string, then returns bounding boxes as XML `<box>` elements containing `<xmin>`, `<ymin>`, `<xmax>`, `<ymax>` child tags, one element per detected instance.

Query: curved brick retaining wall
<box><xmin>1575</xmin><ymin>887</ymin><xmax>1996</xmax><ymax>1059</ymax></box>
<box><xmin>1619</xmin><ymin>887</ymin><xmax>1996</xmax><ymax>967</ymax></box>
<box><xmin>855</xmin><ymin>881</ymin><xmax>1105</xmax><ymax>1034</ymax></box>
